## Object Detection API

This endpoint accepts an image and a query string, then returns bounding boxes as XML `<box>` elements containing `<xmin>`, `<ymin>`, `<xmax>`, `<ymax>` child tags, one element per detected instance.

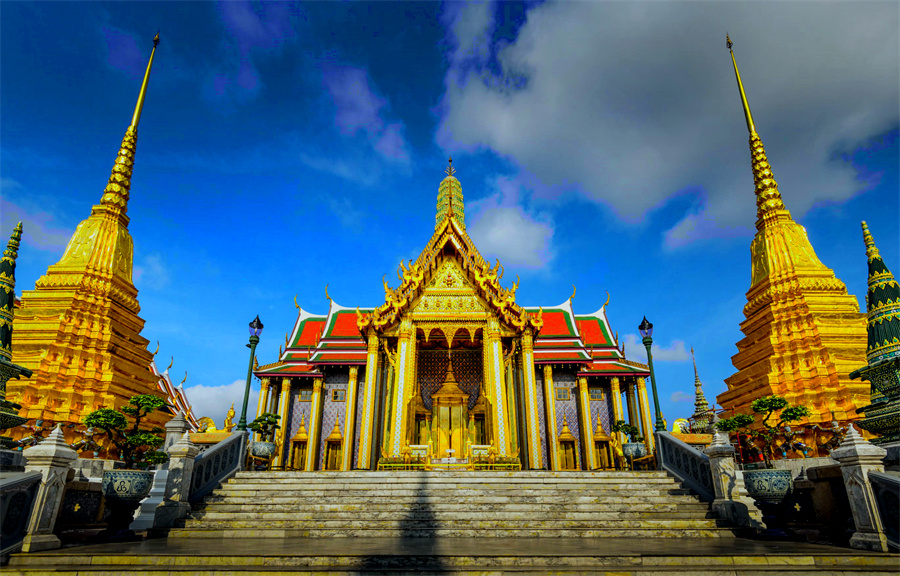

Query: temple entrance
<box><xmin>431</xmin><ymin>355</ymin><xmax>469</xmax><ymax>459</ymax></box>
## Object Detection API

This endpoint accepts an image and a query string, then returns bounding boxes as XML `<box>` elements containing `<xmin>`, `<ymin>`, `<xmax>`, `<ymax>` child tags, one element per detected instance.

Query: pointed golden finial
<box><xmin>325</xmin><ymin>284</ymin><xmax>331</xmax><ymax>302</ymax></box>
<box><xmin>253</xmin><ymin>355</ymin><xmax>259</xmax><ymax>370</ymax></box>
<box><xmin>861</xmin><ymin>221</ymin><xmax>880</xmax><ymax>261</ymax></box>
<box><xmin>445</xmin><ymin>156</ymin><xmax>456</xmax><ymax>177</ymax></box>
<box><xmin>152</xmin><ymin>341</ymin><xmax>160</xmax><ymax>357</ymax></box>
<box><xmin>603</xmin><ymin>291</ymin><xmax>610</xmax><ymax>309</ymax></box>
<box><xmin>166</xmin><ymin>356</ymin><xmax>174</xmax><ymax>371</ymax></box>
<box><xmin>570</xmin><ymin>285</ymin><xmax>576</xmax><ymax>302</ymax></box>
<box><xmin>294</xmin><ymin>294</ymin><xmax>301</xmax><ymax>311</ymax></box>
<box><xmin>180</xmin><ymin>371</ymin><xmax>187</xmax><ymax>385</ymax></box>
<box><xmin>726</xmin><ymin>35</ymin><xmax>786</xmax><ymax>220</ymax></box>
<box><xmin>691</xmin><ymin>346</ymin><xmax>699</xmax><ymax>381</ymax></box>
<box><xmin>99</xmin><ymin>32</ymin><xmax>160</xmax><ymax>213</ymax></box>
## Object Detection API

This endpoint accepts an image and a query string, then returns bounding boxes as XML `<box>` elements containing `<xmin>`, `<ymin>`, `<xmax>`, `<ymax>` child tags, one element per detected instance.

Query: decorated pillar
<box><xmin>577</xmin><ymin>376</ymin><xmax>596</xmax><ymax>470</ymax></box>
<box><xmin>609</xmin><ymin>377</ymin><xmax>626</xmax><ymax>445</ymax></box>
<box><xmin>625</xmin><ymin>382</ymin><xmax>638</xmax><ymax>428</ymax></box>
<box><xmin>254</xmin><ymin>377</ymin><xmax>270</xmax><ymax>441</ymax></box>
<box><xmin>305</xmin><ymin>379</ymin><xmax>324</xmax><ymax>471</ymax></box>
<box><xmin>388</xmin><ymin>317</ymin><xmax>415</xmax><ymax>457</ymax></box>
<box><xmin>520</xmin><ymin>328</ymin><xmax>543</xmax><ymax>469</ymax></box>
<box><xmin>503</xmin><ymin>345</ymin><xmax>519</xmax><ymax>456</ymax></box>
<box><xmin>341</xmin><ymin>366</ymin><xmax>359</xmax><ymax>470</ymax></box>
<box><xmin>272</xmin><ymin>377</ymin><xmax>292</xmax><ymax>470</ymax></box>
<box><xmin>486</xmin><ymin>318</ymin><xmax>510</xmax><ymax>455</ymax></box>
<box><xmin>636</xmin><ymin>377</ymin><xmax>655</xmax><ymax>453</ymax></box>
<box><xmin>542</xmin><ymin>365</ymin><xmax>561</xmax><ymax>470</ymax></box>
<box><xmin>357</xmin><ymin>330</ymin><xmax>380</xmax><ymax>469</ymax></box>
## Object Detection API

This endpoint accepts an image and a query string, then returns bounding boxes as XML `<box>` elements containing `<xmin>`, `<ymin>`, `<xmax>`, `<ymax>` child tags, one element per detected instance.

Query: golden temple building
<box><xmin>717</xmin><ymin>37</ymin><xmax>870</xmax><ymax>439</ymax></box>
<box><xmin>7</xmin><ymin>34</ymin><xmax>198</xmax><ymax>447</ymax></box>
<box><xmin>254</xmin><ymin>160</ymin><xmax>656</xmax><ymax>471</ymax></box>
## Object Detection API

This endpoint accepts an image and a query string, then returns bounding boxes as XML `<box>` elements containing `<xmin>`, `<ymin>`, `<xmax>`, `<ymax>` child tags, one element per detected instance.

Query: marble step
<box><xmin>202</xmin><ymin>496</ymin><xmax>702</xmax><ymax>508</ymax></box>
<box><xmin>228</xmin><ymin>476</ymin><xmax>678</xmax><ymax>484</ymax></box>
<box><xmin>182</xmin><ymin>518</ymin><xmax>722</xmax><ymax>530</ymax></box>
<box><xmin>213</xmin><ymin>488</ymin><xmax>694</xmax><ymax>499</ymax></box>
<box><xmin>233</xmin><ymin>471</ymin><xmax>673</xmax><ymax>478</ymax></box>
<box><xmin>195</xmin><ymin>511</ymin><xmax>711</xmax><ymax>522</ymax></box>
<box><xmin>169</xmin><ymin>527</ymin><xmax>732</xmax><ymax>538</ymax></box>
<box><xmin>198</xmin><ymin>502</ymin><xmax>712</xmax><ymax>514</ymax></box>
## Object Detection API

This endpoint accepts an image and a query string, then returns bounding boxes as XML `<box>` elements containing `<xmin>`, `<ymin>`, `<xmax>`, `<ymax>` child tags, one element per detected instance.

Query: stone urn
<box><xmin>742</xmin><ymin>469</ymin><xmax>793</xmax><ymax>504</ymax></box>
<box><xmin>99</xmin><ymin>469</ymin><xmax>155</xmax><ymax>540</ymax></box>
<box><xmin>250</xmin><ymin>441</ymin><xmax>277</xmax><ymax>459</ymax></box>
<box><xmin>623</xmin><ymin>442</ymin><xmax>647</xmax><ymax>461</ymax></box>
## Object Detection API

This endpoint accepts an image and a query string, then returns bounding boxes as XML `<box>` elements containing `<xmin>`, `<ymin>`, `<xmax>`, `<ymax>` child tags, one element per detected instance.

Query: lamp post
<box><xmin>237</xmin><ymin>315</ymin><xmax>264</xmax><ymax>431</ymax></box>
<box><xmin>639</xmin><ymin>316</ymin><xmax>665</xmax><ymax>432</ymax></box>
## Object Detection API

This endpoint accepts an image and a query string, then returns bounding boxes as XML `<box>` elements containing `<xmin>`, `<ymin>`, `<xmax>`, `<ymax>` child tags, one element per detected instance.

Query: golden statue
<box><xmin>223</xmin><ymin>402</ymin><xmax>236</xmax><ymax>432</ymax></box>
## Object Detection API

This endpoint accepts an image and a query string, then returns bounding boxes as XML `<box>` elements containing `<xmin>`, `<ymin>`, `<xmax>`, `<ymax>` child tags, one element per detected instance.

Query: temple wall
<box><xmin>318</xmin><ymin>369</ymin><xmax>349</xmax><ymax>469</ymax></box>
<box><xmin>553</xmin><ymin>368</ymin><xmax>582</xmax><ymax>469</ymax></box>
<box><xmin>534</xmin><ymin>371</ymin><xmax>549</xmax><ymax>468</ymax></box>
<box><xmin>588</xmin><ymin>380</ymin><xmax>616</xmax><ymax>437</ymax></box>
<box><xmin>353</xmin><ymin>367</ymin><xmax>366</xmax><ymax>469</ymax></box>
<box><xmin>417</xmin><ymin>348</ymin><xmax>483</xmax><ymax>410</ymax></box>
<box><xmin>286</xmin><ymin>384</ymin><xmax>311</xmax><ymax>465</ymax></box>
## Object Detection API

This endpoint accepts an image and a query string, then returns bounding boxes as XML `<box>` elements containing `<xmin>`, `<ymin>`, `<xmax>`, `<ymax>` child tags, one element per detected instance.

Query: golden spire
<box><xmin>861</xmin><ymin>221</ymin><xmax>880</xmax><ymax>261</ymax></box>
<box><xmin>436</xmin><ymin>156</ymin><xmax>466</xmax><ymax>231</ymax></box>
<box><xmin>726</xmin><ymin>34</ymin><xmax>786</xmax><ymax>220</ymax></box>
<box><xmin>99</xmin><ymin>32</ymin><xmax>160</xmax><ymax>213</ymax></box>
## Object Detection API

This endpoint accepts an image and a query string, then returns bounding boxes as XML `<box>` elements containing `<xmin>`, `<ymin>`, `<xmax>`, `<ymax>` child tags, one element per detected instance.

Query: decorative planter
<box><xmin>623</xmin><ymin>442</ymin><xmax>647</xmax><ymax>460</ymax></box>
<box><xmin>101</xmin><ymin>469</ymin><xmax>154</xmax><ymax>502</ymax></box>
<box><xmin>250</xmin><ymin>441</ymin><xmax>277</xmax><ymax>459</ymax></box>
<box><xmin>743</xmin><ymin>469</ymin><xmax>793</xmax><ymax>504</ymax></box>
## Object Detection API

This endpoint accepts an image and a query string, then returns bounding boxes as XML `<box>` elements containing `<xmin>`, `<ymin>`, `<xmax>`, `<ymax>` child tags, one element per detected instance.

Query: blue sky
<box><xmin>2</xmin><ymin>1</ymin><xmax>898</xmax><ymax>426</ymax></box>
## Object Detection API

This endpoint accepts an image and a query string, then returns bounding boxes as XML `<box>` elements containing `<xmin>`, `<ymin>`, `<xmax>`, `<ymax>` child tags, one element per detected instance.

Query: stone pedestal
<box><xmin>164</xmin><ymin>412</ymin><xmax>191</xmax><ymax>452</ymax></box>
<box><xmin>152</xmin><ymin>432</ymin><xmax>200</xmax><ymax>533</ymax></box>
<box><xmin>704</xmin><ymin>429</ymin><xmax>764</xmax><ymax>530</ymax></box>
<box><xmin>20</xmin><ymin>425</ymin><xmax>77</xmax><ymax>552</ymax></box>
<box><xmin>832</xmin><ymin>426</ymin><xmax>889</xmax><ymax>552</ymax></box>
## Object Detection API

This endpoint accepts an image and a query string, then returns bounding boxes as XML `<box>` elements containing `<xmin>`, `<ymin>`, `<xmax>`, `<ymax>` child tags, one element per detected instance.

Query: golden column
<box><xmin>357</xmin><ymin>330</ymin><xmax>380</xmax><ymax>469</ymax></box>
<box><xmin>389</xmin><ymin>317</ymin><xmax>415</xmax><ymax>457</ymax></box>
<box><xmin>341</xmin><ymin>366</ymin><xmax>359</xmax><ymax>470</ymax></box>
<box><xmin>542</xmin><ymin>365</ymin><xmax>561</xmax><ymax>470</ymax></box>
<box><xmin>625</xmin><ymin>382</ymin><xmax>639</xmax><ymax>428</ymax></box>
<box><xmin>577</xmin><ymin>375</ymin><xmax>596</xmax><ymax>470</ymax></box>
<box><xmin>304</xmin><ymin>379</ymin><xmax>324</xmax><ymax>471</ymax></box>
<box><xmin>636</xmin><ymin>377</ymin><xmax>655</xmax><ymax>453</ymax></box>
<box><xmin>486</xmin><ymin>318</ymin><xmax>511</xmax><ymax>455</ymax></box>
<box><xmin>609</xmin><ymin>377</ymin><xmax>626</xmax><ymax>445</ymax></box>
<box><xmin>520</xmin><ymin>329</ymin><xmax>543</xmax><ymax>469</ymax></box>
<box><xmin>254</xmin><ymin>377</ymin><xmax>271</xmax><ymax>441</ymax></box>
<box><xmin>272</xmin><ymin>377</ymin><xmax>292</xmax><ymax>470</ymax></box>
<box><xmin>503</xmin><ymin>345</ymin><xmax>519</xmax><ymax>455</ymax></box>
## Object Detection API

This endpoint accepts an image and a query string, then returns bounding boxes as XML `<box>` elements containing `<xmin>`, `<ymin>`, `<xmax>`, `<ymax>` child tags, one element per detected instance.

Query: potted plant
<box><xmin>611</xmin><ymin>420</ymin><xmax>647</xmax><ymax>461</ymax></box>
<box><xmin>715</xmin><ymin>395</ymin><xmax>811</xmax><ymax>504</ymax></box>
<box><xmin>83</xmin><ymin>394</ymin><xmax>169</xmax><ymax>538</ymax></box>
<box><xmin>248</xmin><ymin>412</ymin><xmax>281</xmax><ymax>459</ymax></box>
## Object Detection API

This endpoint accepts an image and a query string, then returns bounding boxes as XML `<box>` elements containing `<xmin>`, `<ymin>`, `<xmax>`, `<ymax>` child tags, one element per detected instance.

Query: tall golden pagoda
<box><xmin>716</xmin><ymin>36</ymin><xmax>869</xmax><ymax>436</ymax></box>
<box><xmin>7</xmin><ymin>33</ymin><xmax>168</xmax><ymax>445</ymax></box>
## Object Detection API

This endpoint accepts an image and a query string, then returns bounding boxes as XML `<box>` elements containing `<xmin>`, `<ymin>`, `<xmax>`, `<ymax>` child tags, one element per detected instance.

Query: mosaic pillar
<box><xmin>341</xmin><ymin>366</ymin><xmax>359</xmax><ymax>470</ymax></box>
<box><xmin>389</xmin><ymin>317</ymin><xmax>415</xmax><ymax>457</ymax></box>
<box><xmin>609</xmin><ymin>377</ymin><xmax>626</xmax><ymax>446</ymax></box>
<box><xmin>521</xmin><ymin>329</ymin><xmax>543</xmax><ymax>469</ymax></box>
<box><xmin>636</xmin><ymin>377</ymin><xmax>655</xmax><ymax>453</ymax></box>
<box><xmin>254</xmin><ymin>377</ymin><xmax>270</xmax><ymax>441</ymax></box>
<box><xmin>504</xmin><ymin>351</ymin><xmax>519</xmax><ymax>457</ymax></box>
<box><xmin>577</xmin><ymin>376</ymin><xmax>596</xmax><ymax>470</ymax></box>
<box><xmin>486</xmin><ymin>318</ymin><xmax>510</xmax><ymax>455</ymax></box>
<box><xmin>357</xmin><ymin>330</ymin><xmax>380</xmax><ymax>470</ymax></box>
<box><xmin>272</xmin><ymin>377</ymin><xmax>291</xmax><ymax>470</ymax></box>
<box><xmin>542</xmin><ymin>365</ymin><xmax>561</xmax><ymax>470</ymax></box>
<box><xmin>625</xmin><ymin>382</ymin><xmax>638</xmax><ymax>428</ymax></box>
<box><xmin>305</xmin><ymin>379</ymin><xmax>324</xmax><ymax>471</ymax></box>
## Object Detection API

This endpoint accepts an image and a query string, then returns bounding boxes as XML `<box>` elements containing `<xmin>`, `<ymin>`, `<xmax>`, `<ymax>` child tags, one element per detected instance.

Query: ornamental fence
<box><xmin>0</xmin><ymin>471</ymin><xmax>41</xmax><ymax>559</ymax></box>
<box><xmin>655</xmin><ymin>431</ymin><xmax>714</xmax><ymax>502</ymax></box>
<box><xmin>869</xmin><ymin>470</ymin><xmax>899</xmax><ymax>551</ymax></box>
<box><xmin>188</xmin><ymin>431</ymin><xmax>247</xmax><ymax>504</ymax></box>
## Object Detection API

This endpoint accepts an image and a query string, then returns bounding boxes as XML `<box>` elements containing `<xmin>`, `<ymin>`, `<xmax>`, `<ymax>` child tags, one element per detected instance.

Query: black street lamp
<box><xmin>639</xmin><ymin>316</ymin><xmax>666</xmax><ymax>432</ymax></box>
<box><xmin>237</xmin><ymin>315</ymin><xmax>264</xmax><ymax>431</ymax></box>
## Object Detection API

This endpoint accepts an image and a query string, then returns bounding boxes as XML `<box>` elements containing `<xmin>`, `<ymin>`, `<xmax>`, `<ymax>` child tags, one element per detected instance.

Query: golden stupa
<box><xmin>7</xmin><ymin>34</ymin><xmax>169</xmax><ymax>446</ymax></box>
<box><xmin>716</xmin><ymin>36</ymin><xmax>869</xmax><ymax>434</ymax></box>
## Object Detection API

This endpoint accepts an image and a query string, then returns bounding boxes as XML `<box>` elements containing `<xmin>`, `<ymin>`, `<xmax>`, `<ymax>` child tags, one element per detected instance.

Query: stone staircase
<box><xmin>169</xmin><ymin>470</ymin><xmax>729</xmax><ymax>539</ymax></box>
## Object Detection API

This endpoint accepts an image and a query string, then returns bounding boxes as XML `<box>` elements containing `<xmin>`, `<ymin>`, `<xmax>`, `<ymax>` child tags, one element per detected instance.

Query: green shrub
<box><xmin>84</xmin><ymin>394</ymin><xmax>170</xmax><ymax>469</ymax></box>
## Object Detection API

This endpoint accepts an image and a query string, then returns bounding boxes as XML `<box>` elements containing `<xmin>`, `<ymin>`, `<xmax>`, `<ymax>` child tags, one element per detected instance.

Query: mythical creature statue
<box><xmin>223</xmin><ymin>402</ymin><xmax>236</xmax><ymax>432</ymax></box>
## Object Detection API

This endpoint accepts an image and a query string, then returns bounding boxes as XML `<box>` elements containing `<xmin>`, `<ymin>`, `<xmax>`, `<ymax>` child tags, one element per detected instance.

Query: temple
<box><xmin>6</xmin><ymin>33</ymin><xmax>198</xmax><ymax>447</ymax></box>
<box><xmin>716</xmin><ymin>36</ymin><xmax>870</xmax><ymax>441</ymax></box>
<box><xmin>254</xmin><ymin>160</ymin><xmax>655</xmax><ymax>471</ymax></box>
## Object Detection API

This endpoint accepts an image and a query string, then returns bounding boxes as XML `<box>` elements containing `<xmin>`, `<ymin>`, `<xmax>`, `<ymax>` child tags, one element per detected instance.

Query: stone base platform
<box><xmin>6</xmin><ymin>537</ymin><xmax>898</xmax><ymax>575</ymax></box>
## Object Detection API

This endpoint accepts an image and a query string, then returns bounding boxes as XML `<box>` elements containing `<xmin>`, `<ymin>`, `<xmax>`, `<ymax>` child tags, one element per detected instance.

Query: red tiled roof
<box><xmin>295</xmin><ymin>319</ymin><xmax>326</xmax><ymax>347</ymax></box>
<box><xmin>536</xmin><ymin>310</ymin><xmax>574</xmax><ymax>337</ymax></box>
<box><xmin>328</xmin><ymin>311</ymin><xmax>365</xmax><ymax>339</ymax></box>
<box><xmin>576</xmin><ymin>317</ymin><xmax>610</xmax><ymax>346</ymax></box>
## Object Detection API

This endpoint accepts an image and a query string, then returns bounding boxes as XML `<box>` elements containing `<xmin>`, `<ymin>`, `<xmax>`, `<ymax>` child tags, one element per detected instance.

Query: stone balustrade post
<box><xmin>832</xmin><ymin>426</ymin><xmax>889</xmax><ymax>552</ymax></box>
<box><xmin>21</xmin><ymin>425</ymin><xmax>78</xmax><ymax>552</ymax></box>
<box><xmin>703</xmin><ymin>427</ymin><xmax>763</xmax><ymax>530</ymax></box>
<box><xmin>152</xmin><ymin>432</ymin><xmax>201</xmax><ymax>533</ymax></box>
<box><xmin>164</xmin><ymin>411</ymin><xmax>191</xmax><ymax>452</ymax></box>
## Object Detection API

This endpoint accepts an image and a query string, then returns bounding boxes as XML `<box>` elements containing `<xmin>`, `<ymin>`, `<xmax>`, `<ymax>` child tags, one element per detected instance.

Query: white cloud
<box><xmin>322</xmin><ymin>66</ymin><xmax>410</xmax><ymax>163</ymax></box>
<box><xmin>0</xmin><ymin>188</ymin><xmax>74</xmax><ymax>252</ymax></box>
<box><xmin>467</xmin><ymin>175</ymin><xmax>555</xmax><ymax>268</ymax></box>
<box><xmin>184</xmin><ymin>379</ymin><xmax>259</xmax><ymax>426</ymax></box>
<box><xmin>671</xmin><ymin>391</ymin><xmax>693</xmax><ymax>403</ymax></box>
<box><xmin>134</xmin><ymin>253</ymin><xmax>170</xmax><ymax>290</ymax></box>
<box><xmin>437</xmin><ymin>2</ymin><xmax>899</xmax><ymax>247</ymax></box>
<box><xmin>624</xmin><ymin>333</ymin><xmax>690</xmax><ymax>363</ymax></box>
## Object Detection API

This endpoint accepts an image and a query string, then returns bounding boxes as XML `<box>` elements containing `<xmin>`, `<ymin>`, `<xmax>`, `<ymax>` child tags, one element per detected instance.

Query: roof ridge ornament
<box><xmin>445</xmin><ymin>156</ymin><xmax>456</xmax><ymax>178</ymax></box>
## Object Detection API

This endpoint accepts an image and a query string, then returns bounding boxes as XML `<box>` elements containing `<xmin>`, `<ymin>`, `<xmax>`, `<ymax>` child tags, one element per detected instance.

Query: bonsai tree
<box><xmin>248</xmin><ymin>412</ymin><xmax>280</xmax><ymax>441</ymax></box>
<box><xmin>611</xmin><ymin>420</ymin><xmax>644</xmax><ymax>443</ymax></box>
<box><xmin>83</xmin><ymin>394</ymin><xmax>170</xmax><ymax>469</ymax></box>
<box><xmin>715</xmin><ymin>395</ymin><xmax>811</xmax><ymax>467</ymax></box>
